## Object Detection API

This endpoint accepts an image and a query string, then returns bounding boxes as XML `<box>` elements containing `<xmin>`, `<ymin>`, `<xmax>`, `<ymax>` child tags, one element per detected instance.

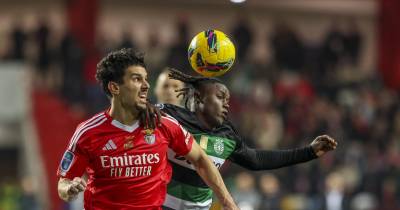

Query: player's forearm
<box><xmin>57</xmin><ymin>178</ymin><xmax>75</xmax><ymax>202</ymax></box>
<box><xmin>234</xmin><ymin>146</ymin><xmax>317</xmax><ymax>170</ymax></box>
<box><xmin>192</xmin><ymin>152</ymin><xmax>235</xmax><ymax>207</ymax></box>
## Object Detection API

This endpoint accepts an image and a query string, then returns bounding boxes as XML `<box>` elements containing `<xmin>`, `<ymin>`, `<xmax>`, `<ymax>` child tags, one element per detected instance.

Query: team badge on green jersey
<box><xmin>213</xmin><ymin>138</ymin><xmax>224</xmax><ymax>155</ymax></box>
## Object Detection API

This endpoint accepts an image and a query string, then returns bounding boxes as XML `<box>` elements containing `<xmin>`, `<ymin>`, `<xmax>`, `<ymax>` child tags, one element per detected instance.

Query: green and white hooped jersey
<box><xmin>159</xmin><ymin>104</ymin><xmax>245</xmax><ymax>210</ymax></box>
<box><xmin>165</xmin><ymin>134</ymin><xmax>237</xmax><ymax>209</ymax></box>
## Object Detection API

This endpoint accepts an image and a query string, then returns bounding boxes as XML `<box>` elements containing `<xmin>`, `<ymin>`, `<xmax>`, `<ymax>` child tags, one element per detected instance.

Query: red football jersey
<box><xmin>57</xmin><ymin>111</ymin><xmax>193</xmax><ymax>210</ymax></box>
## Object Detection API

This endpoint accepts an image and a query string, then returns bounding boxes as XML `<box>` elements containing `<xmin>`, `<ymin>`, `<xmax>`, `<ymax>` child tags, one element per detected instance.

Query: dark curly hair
<box><xmin>96</xmin><ymin>48</ymin><xmax>146</xmax><ymax>97</ymax></box>
<box><xmin>167</xmin><ymin>67</ymin><xmax>222</xmax><ymax>109</ymax></box>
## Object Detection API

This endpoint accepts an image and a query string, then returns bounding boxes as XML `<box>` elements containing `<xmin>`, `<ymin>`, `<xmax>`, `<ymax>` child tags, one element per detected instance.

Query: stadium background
<box><xmin>0</xmin><ymin>0</ymin><xmax>399</xmax><ymax>209</ymax></box>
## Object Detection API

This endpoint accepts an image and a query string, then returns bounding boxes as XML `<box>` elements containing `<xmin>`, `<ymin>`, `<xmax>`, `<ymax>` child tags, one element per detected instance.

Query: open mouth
<box><xmin>221</xmin><ymin>110</ymin><xmax>228</xmax><ymax>120</ymax></box>
<box><xmin>138</xmin><ymin>91</ymin><xmax>148</xmax><ymax>103</ymax></box>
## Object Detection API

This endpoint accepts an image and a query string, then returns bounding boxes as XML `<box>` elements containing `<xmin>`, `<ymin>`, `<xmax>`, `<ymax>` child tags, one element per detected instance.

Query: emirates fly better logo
<box><xmin>100</xmin><ymin>153</ymin><xmax>160</xmax><ymax>177</ymax></box>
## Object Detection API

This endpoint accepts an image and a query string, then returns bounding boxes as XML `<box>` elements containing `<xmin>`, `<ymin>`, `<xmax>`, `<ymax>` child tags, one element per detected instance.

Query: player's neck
<box><xmin>195</xmin><ymin>111</ymin><xmax>214</xmax><ymax>130</ymax></box>
<box><xmin>109</xmin><ymin>100</ymin><xmax>140</xmax><ymax>126</ymax></box>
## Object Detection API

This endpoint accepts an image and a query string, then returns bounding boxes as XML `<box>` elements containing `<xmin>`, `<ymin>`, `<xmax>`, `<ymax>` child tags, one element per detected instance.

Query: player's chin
<box><xmin>135</xmin><ymin>101</ymin><xmax>147</xmax><ymax>111</ymax></box>
<box><xmin>138</xmin><ymin>103</ymin><xmax>147</xmax><ymax>110</ymax></box>
<box><xmin>214</xmin><ymin>116</ymin><xmax>225</xmax><ymax>126</ymax></box>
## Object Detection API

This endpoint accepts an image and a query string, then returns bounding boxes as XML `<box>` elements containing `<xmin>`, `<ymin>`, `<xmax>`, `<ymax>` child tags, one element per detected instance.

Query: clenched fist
<box><xmin>310</xmin><ymin>135</ymin><xmax>338</xmax><ymax>157</ymax></box>
<box><xmin>58</xmin><ymin>177</ymin><xmax>87</xmax><ymax>202</ymax></box>
<box><xmin>68</xmin><ymin>177</ymin><xmax>86</xmax><ymax>196</ymax></box>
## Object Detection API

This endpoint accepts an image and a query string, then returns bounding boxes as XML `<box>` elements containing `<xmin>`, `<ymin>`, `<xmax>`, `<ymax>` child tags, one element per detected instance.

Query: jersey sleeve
<box><xmin>228</xmin><ymin>136</ymin><xmax>251</xmax><ymax>162</ymax></box>
<box><xmin>57</xmin><ymin>127</ymin><xmax>90</xmax><ymax>179</ymax></box>
<box><xmin>223</xmin><ymin>121</ymin><xmax>252</xmax><ymax>162</ymax></box>
<box><xmin>227</xmin><ymin>130</ymin><xmax>248</xmax><ymax>162</ymax></box>
<box><xmin>161</xmin><ymin>116</ymin><xmax>194</xmax><ymax>156</ymax></box>
<box><xmin>227</xmin><ymin>121</ymin><xmax>318</xmax><ymax>170</ymax></box>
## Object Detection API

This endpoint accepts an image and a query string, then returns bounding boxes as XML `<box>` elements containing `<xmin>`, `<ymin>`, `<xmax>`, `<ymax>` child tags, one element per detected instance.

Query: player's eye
<box><xmin>225</xmin><ymin>98</ymin><xmax>230</xmax><ymax>104</ymax></box>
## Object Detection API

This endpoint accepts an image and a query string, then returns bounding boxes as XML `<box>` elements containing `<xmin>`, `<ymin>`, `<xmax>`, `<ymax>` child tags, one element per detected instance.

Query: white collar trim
<box><xmin>111</xmin><ymin>120</ymin><xmax>140</xmax><ymax>133</ymax></box>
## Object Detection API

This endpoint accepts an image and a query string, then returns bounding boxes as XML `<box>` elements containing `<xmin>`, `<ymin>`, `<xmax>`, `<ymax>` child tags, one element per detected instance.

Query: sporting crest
<box><xmin>213</xmin><ymin>138</ymin><xmax>224</xmax><ymax>156</ymax></box>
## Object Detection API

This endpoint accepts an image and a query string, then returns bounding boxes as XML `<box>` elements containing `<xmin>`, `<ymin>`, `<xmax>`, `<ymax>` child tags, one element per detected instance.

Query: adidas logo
<box><xmin>103</xmin><ymin>140</ymin><xmax>117</xmax><ymax>151</ymax></box>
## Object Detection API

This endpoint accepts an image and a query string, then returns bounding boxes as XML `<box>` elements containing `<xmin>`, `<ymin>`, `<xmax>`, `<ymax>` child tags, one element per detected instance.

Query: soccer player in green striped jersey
<box><xmin>158</xmin><ymin>68</ymin><xmax>338</xmax><ymax>210</ymax></box>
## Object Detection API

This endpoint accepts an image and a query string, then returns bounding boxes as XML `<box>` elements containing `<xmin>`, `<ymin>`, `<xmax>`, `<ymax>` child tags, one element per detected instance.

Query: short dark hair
<box><xmin>96</xmin><ymin>48</ymin><xmax>146</xmax><ymax>97</ymax></box>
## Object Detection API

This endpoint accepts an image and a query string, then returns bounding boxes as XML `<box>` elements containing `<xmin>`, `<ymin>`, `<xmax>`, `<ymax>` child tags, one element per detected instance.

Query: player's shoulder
<box><xmin>156</xmin><ymin>103</ymin><xmax>194</xmax><ymax>121</ymax></box>
<box><xmin>222</xmin><ymin>120</ymin><xmax>236</xmax><ymax>130</ymax></box>
<box><xmin>160</xmin><ymin>114</ymin><xmax>181</xmax><ymax>128</ymax></box>
<box><xmin>71</xmin><ymin>112</ymin><xmax>109</xmax><ymax>146</ymax></box>
<box><xmin>219</xmin><ymin>120</ymin><xmax>242</xmax><ymax>141</ymax></box>
<box><xmin>76</xmin><ymin>111</ymin><xmax>109</xmax><ymax>131</ymax></box>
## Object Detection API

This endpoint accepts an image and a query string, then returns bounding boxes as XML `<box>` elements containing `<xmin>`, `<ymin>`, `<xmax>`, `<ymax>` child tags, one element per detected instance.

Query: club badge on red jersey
<box><xmin>143</xmin><ymin>129</ymin><xmax>156</xmax><ymax>144</ymax></box>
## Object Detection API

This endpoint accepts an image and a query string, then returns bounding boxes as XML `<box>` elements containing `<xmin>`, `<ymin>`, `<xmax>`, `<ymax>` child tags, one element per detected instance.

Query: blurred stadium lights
<box><xmin>230</xmin><ymin>0</ymin><xmax>246</xmax><ymax>4</ymax></box>
<box><xmin>257</xmin><ymin>0</ymin><xmax>377</xmax><ymax>16</ymax></box>
<box><xmin>111</xmin><ymin>0</ymin><xmax>375</xmax><ymax>16</ymax></box>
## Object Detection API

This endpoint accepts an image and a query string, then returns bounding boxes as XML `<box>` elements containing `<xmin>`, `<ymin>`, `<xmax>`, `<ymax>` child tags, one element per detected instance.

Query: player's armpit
<box><xmin>184</xmin><ymin>140</ymin><xmax>202</xmax><ymax>162</ymax></box>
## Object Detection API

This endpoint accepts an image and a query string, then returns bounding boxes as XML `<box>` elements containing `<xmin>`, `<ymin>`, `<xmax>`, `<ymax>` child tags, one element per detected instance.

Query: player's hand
<box><xmin>310</xmin><ymin>135</ymin><xmax>338</xmax><ymax>157</ymax></box>
<box><xmin>222</xmin><ymin>202</ymin><xmax>240</xmax><ymax>210</ymax></box>
<box><xmin>140</xmin><ymin>102</ymin><xmax>165</xmax><ymax>129</ymax></box>
<box><xmin>67</xmin><ymin>177</ymin><xmax>86</xmax><ymax>198</ymax></box>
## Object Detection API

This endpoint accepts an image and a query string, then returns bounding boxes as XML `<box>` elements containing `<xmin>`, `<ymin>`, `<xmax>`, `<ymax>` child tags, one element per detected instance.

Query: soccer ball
<box><xmin>188</xmin><ymin>29</ymin><xmax>235</xmax><ymax>77</ymax></box>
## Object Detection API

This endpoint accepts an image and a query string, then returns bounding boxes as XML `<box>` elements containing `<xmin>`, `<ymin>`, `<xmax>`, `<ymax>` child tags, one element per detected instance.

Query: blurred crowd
<box><xmin>1</xmin><ymin>15</ymin><xmax>399</xmax><ymax>210</ymax></box>
<box><xmin>224</xmin><ymin>19</ymin><xmax>399</xmax><ymax>210</ymax></box>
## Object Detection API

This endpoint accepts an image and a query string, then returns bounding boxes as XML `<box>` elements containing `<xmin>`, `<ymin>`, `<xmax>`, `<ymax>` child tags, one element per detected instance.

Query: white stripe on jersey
<box><xmin>71</xmin><ymin>117</ymin><xmax>107</xmax><ymax>151</ymax></box>
<box><xmin>68</xmin><ymin>113</ymin><xmax>106</xmax><ymax>151</ymax></box>
<box><xmin>162</xmin><ymin>115</ymin><xmax>191</xmax><ymax>145</ymax></box>
<box><xmin>68</xmin><ymin>113</ymin><xmax>105</xmax><ymax>149</ymax></box>
<box><xmin>167</xmin><ymin>149</ymin><xmax>225</xmax><ymax>171</ymax></box>
<box><xmin>163</xmin><ymin>194</ymin><xmax>212</xmax><ymax>210</ymax></box>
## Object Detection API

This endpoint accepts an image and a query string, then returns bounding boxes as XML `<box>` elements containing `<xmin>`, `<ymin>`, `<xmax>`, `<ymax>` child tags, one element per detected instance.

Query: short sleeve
<box><xmin>162</xmin><ymin>116</ymin><xmax>193</xmax><ymax>156</ymax></box>
<box><xmin>57</xmin><ymin>127</ymin><xmax>90</xmax><ymax>179</ymax></box>
<box><xmin>57</xmin><ymin>148</ymin><xmax>89</xmax><ymax>179</ymax></box>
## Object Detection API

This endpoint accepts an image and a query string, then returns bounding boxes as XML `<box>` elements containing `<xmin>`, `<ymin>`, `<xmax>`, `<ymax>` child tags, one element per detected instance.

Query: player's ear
<box><xmin>108</xmin><ymin>81</ymin><xmax>120</xmax><ymax>96</ymax></box>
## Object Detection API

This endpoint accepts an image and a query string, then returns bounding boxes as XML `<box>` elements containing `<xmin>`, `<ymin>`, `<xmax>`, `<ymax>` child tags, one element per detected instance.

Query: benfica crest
<box><xmin>143</xmin><ymin>129</ymin><xmax>156</xmax><ymax>144</ymax></box>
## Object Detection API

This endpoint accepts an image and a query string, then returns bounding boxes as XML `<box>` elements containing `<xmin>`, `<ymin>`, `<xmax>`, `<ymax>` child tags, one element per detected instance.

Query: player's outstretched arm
<box><xmin>231</xmin><ymin>135</ymin><xmax>338</xmax><ymax>171</ymax></box>
<box><xmin>57</xmin><ymin>177</ymin><xmax>86</xmax><ymax>202</ymax></box>
<box><xmin>185</xmin><ymin>141</ymin><xmax>239</xmax><ymax>210</ymax></box>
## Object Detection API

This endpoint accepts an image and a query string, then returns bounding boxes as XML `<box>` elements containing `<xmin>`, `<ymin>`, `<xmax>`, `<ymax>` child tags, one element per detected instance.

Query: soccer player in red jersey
<box><xmin>56</xmin><ymin>49</ymin><xmax>238</xmax><ymax>210</ymax></box>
